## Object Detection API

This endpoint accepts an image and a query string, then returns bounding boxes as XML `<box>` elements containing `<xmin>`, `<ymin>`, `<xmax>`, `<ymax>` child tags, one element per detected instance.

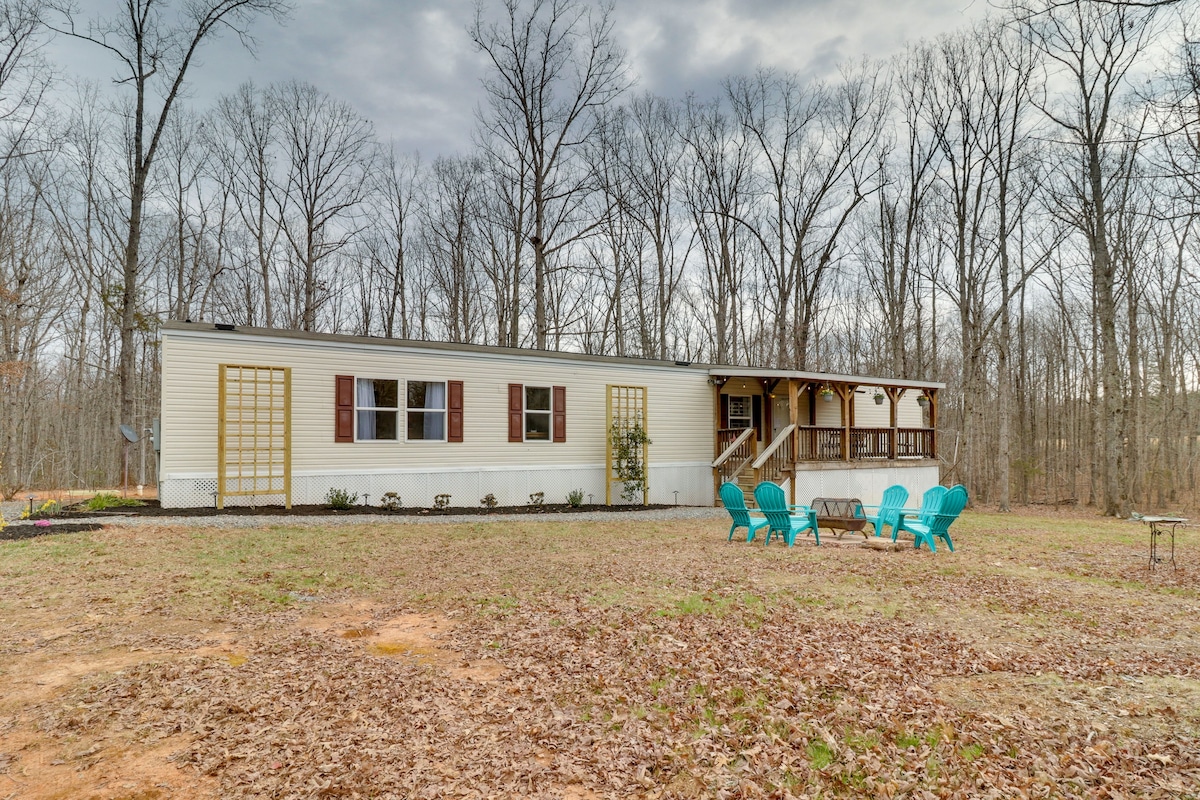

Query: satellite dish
<box><xmin>119</xmin><ymin>424</ymin><xmax>139</xmax><ymax>443</ymax></box>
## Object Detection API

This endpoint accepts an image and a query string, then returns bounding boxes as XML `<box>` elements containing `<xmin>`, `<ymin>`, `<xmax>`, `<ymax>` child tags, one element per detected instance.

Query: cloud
<box><xmin>42</xmin><ymin>0</ymin><xmax>990</xmax><ymax>157</ymax></box>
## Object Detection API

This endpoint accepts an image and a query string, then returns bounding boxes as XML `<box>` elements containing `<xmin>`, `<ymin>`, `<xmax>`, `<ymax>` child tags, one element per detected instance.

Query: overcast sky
<box><xmin>44</xmin><ymin>0</ymin><xmax>991</xmax><ymax>157</ymax></box>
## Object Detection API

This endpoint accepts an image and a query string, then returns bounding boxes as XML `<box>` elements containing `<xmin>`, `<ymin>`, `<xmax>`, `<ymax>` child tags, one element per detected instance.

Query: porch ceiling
<box><xmin>707</xmin><ymin>367</ymin><xmax>944</xmax><ymax>391</ymax></box>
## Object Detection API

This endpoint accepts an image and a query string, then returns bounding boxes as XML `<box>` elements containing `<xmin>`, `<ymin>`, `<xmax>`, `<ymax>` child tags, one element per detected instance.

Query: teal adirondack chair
<box><xmin>893</xmin><ymin>485</ymin><xmax>948</xmax><ymax>540</ymax></box>
<box><xmin>753</xmin><ymin>481</ymin><xmax>820</xmax><ymax>547</ymax></box>
<box><xmin>894</xmin><ymin>484</ymin><xmax>968</xmax><ymax>552</ymax></box>
<box><xmin>720</xmin><ymin>481</ymin><xmax>769</xmax><ymax>542</ymax></box>
<box><xmin>861</xmin><ymin>484</ymin><xmax>909</xmax><ymax>538</ymax></box>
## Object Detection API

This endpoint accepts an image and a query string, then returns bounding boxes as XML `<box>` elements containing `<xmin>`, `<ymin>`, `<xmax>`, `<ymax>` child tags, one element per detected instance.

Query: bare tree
<box><xmin>46</xmin><ymin>0</ymin><xmax>290</xmax><ymax>429</ymax></box>
<box><xmin>621</xmin><ymin>94</ymin><xmax>688</xmax><ymax>360</ymax></box>
<box><xmin>470</xmin><ymin>0</ymin><xmax>630</xmax><ymax>349</ymax></box>
<box><xmin>361</xmin><ymin>145</ymin><xmax>420</xmax><ymax>339</ymax></box>
<box><xmin>269</xmin><ymin>80</ymin><xmax>374</xmax><ymax>331</ymax></box>
<box><xmin>0</xmin><ymin>0</ymin><xmax>55</xmax><ymax>494</ymax></box>
<box><xmin>423</xmin><ymin>155</ymin><xmax>486</xmax><ymax>343</ymax></box>
<box><xmin>1015</xmin><ymin>0</ymin><xmax>1163</xmax><ymax>515</ymax></box>
<box><xmin>0</xmin><ymin>0</ymin><xmax>51</xmax><ymax>165</ymax></box>
<box><xmin>159</xmin><ymin>108</ymin><xmax>217</xmax><ymax>321</ymax></box>
<box><xmin>681</xmin><ymin>95</ymin><xmax>754</xmax><ymax>365</ymax></box>
<box><xmin>212</xmin><ymin>81</ymin><xmax>281</xmax><ymax>327</ymax></box>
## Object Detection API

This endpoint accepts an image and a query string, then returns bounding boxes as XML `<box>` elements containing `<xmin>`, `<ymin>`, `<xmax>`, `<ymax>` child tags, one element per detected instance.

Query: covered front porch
<box><xmin>710</xmin><ymin>368</ymin><xmax>944</xmax><ymax>506</ymax></box>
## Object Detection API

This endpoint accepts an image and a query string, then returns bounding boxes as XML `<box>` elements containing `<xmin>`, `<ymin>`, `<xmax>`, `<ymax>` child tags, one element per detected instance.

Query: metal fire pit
<box><xmin>811</xmin><ymin>497</ymin><xmax>867</xmax><ymax>536</ymax></box>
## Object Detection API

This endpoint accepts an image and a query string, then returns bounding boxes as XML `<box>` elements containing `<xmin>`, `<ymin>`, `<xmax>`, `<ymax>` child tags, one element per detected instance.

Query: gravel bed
<box><xmin>1</xmin><ymin>504</ymin><xmax>726</xmax><ymax>529</ymax></box>
<box><xmin>1</xmin><ymin>500</ymin><xmax>28</xmax><ymax>521</ymax></box>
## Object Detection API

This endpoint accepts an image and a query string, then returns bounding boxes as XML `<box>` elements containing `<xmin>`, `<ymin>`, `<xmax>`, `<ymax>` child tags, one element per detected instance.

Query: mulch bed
<box><xmin>36</xmin><ymin>500</ymin><xmax>672</xmax><ymax>519</ymax></box>
<box><xmin>1</xmin><ymin>523</ymin><xmax>106</xmax><ymax>541</ymax></box>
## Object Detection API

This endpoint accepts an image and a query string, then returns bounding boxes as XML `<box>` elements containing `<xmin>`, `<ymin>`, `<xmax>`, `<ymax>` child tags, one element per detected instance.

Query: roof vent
<box><xmin>215</xmin><ymin>323</ymin><xmax>236</xmax><ymax>332</ymax></box>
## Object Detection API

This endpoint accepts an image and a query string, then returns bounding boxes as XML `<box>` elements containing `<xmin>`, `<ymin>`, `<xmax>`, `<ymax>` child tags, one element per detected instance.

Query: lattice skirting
<box><xmin>791</xmin><ymin>465</ymin><xmax>941</xmax><ymax>508</ymax></box>
<box><xmin>160</xmin><ymin>463</ymin><xmax>714</xmax><ymax>509</ymax></box>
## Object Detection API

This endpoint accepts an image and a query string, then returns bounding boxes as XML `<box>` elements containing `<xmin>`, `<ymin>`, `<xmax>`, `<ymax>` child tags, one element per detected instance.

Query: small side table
<box><xmin>1141</xmin><ymin>516</ymin><xmax>1186</xmax><ymax>571</ymax></box>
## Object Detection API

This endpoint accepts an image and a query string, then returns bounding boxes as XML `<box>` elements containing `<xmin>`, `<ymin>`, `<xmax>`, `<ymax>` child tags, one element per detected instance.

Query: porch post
<box><xmin>788</xmin><ymin>379</ymin><xmax>799</xmax><ymax>506</ymax></box>
<box><xmin>927</xmin><ymin>388</ymin><xmax>939</xmax><ymax>459</ymax></box>
<box><xmin>885</xmin><ymin>387</ymin><xmax>902</xmax><ymax>460</ymax></box>
<box><xmin>834</xmin><ymin>383</ymin><xmax>852</xmax><ymax>461</ymax></box>
<box><xmin>712</xmin><ymin>379</ymin><xmax>723</xmax><ymax>504</ymax></box>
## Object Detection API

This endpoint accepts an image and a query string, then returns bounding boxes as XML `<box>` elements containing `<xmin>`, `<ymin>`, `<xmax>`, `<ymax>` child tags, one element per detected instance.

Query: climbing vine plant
<box><xmin>606</xmin><ymin>385</ymin><xmax>649</xmax><ymax>504</ymax></box>
<box><xmin>610</xmin><ymin>421</ymin><xmax>652</xmax><ymax>502</ymax></box>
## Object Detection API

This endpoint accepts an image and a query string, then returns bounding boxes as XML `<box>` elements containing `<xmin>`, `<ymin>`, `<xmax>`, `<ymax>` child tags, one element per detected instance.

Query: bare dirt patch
<box><xmin>297</xmin><ymin>601</ymin><xmax>506</xmax><ymax>681</ymax></box>
<box><xmin>0</xmin><ymin>627</ymin><xmax>222</xmax><ymax>800</ymax></box>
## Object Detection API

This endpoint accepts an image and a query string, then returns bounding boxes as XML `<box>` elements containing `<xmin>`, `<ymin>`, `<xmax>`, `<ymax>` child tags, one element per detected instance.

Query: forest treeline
<box><xmin>0</xmin><ymin>0</ymin><xmax>1197</xmax><ymax>513</ymax></box>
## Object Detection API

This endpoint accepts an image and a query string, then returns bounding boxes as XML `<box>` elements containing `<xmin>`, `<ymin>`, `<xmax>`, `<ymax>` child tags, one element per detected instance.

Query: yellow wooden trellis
<box><xmin>605</xmin><ymin>384</ymin><xmax>648</xmax><ymax>505</ymax></box>
<box><xmin>217</xmin><ymin>364</ymin><xmax>291</xmax><ymax>509</ymax></box>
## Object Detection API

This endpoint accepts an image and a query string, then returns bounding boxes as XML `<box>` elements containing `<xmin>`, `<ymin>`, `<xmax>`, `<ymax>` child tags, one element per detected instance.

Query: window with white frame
<box><xmin>524</xmin><ymin>386</ymin><xmax>551</xmax><ymax>441</ymax></box>
<box><xmin>727</xmin><ymin>395</ymin><xmax>752</xmax><ymax>429</ymax></box>
<box><xmin>356</xmin><ymin>378</ymin><xmax>399</xmax><ymax>440</ymax></box>
<box><xmin>406</xmin><ymin>380</ymin><xmax>446</xmax><ymax>441</ymax></box>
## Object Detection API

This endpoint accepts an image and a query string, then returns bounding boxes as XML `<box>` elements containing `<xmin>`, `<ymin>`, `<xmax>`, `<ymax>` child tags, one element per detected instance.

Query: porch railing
<box><xmin>897</xmin><ymin>427</ymin><xmax>934</xmax><ymax>459</ymax></box>
<box><xmin>752</xmin><ymin>424</ymin><xmax>796</xmax><ymax>485</ymax></box>
<box><xmin>713</xmin><ymin>426</ymin><xmax>756</xmax><ymax>484</ymax></box>
<box><xmin>797</xmin><ymin>426</ymin><xmax>844</xmax><ymax>461</ymax></box>
<box><xmin>797</xmin><ymin>425</ymin><xmax>935</xmax><ymax>461</ymax></box>
<box><xmin>850</xmin><ymin>427</ymin><xmax>891</xmax><ymax>460</ymax></box>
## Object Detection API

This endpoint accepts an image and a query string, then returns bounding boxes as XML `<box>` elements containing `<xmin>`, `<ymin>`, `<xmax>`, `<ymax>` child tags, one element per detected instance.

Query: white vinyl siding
<box><xmin>160</xmin><ymin>330</ymin><xmax>713</xmax><ymax>478</ymax></box>
<box><xmin>813</xmin><ymin>393</ymin><xmax>841</xmax><ymax>426</ymax></box>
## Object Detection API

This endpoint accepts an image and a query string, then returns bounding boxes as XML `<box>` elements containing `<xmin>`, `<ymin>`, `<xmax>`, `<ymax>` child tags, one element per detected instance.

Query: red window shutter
<box><xmin>335</xmin><ymin>375</ymin><xmax>354</xmax><ymax>442</ymax></box>
<box><xmin>508</xmin><ymin>384</ymin><xmax>523</xmax><ymax>442</ymax></box>
<box><xmin>552</xmin><ymin>386</ymin><xmax>566</xmax><ymax>442</ymax></box>
<box><xmin>447</xmin><ymin>380</ymin><xmax>464</xmax><ymax>442</ymax></box>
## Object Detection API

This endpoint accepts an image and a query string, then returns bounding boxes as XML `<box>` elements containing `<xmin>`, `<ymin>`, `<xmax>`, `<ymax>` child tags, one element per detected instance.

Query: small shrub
<box><xmin>325</xmin><ymin>488</ymin><xmax>359</xmax><ymax>510</ymax></box>
<box><xmin>528</xmin><ymin>491</ymin><xmax>544</xmax><ymax>506</ymax></box>
<box><xmin>566</xmin><ymin>488</ymin><xmax>585</xmax><ymax>507</ymax></box>
<box><xmin>433</xmin><ymin>493</ymin><xmax>452</xmax><ymax>510</ymax></box>
<box><xmin>480</xmin><ymin>493</ymin><xmax>498</xmax><ymax>509</ymax></box>
<box><xmin>84</xmin><ymin>492</ymin><xmax>146</xmax><ymax>511</ymax></box>
<box><xmin>380</xmin><ymin>491</ymin><xmax>402</xmax><ymax>511</ymax></box>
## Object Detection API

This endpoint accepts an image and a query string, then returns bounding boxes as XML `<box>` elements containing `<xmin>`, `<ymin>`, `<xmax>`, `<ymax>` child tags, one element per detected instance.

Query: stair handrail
<box><xmin>712</xmin><ymin>426</ymin><xmax>756</xmax><ymax>468</ymax></box>
<box><xmin>752</xmin><ymin>424</ymin><xmax>796</xmax><ymax>469</ymax></box>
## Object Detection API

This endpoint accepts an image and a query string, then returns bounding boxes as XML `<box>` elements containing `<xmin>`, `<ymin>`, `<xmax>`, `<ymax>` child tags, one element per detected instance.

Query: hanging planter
<box><xmin>917</xmin><ymin>395</ymin><xmax>930</xmax><ymax>407</ymax></box>
<box><xmin>818</xmin><ymin>386</ymin><xmax>834</xmax><ymax>403</ymax></box>
<box><xmin>873</xmin><ymin>392</ymin><xmax>885</xmax><ymax>406</ymax></box>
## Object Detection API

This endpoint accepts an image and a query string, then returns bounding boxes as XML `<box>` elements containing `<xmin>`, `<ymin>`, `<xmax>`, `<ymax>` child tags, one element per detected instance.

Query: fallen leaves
<box><xmin>2</xmin><ymin>513</ymin><xmax>1198</xmax><ymax>798</ymax></box>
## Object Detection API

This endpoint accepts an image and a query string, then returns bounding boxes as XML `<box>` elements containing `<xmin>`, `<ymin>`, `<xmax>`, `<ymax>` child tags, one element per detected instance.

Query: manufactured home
<box><xmin>158</xmin><ymin>322</ymin><xmax>944</xmax><ymax>509</ymax></box>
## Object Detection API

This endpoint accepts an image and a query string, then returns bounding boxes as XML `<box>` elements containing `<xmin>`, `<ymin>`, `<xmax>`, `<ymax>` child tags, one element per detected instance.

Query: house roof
<box><xmin>160</xmin><ymin>321</ymin><xmax>944</xmax><ymax>389</ymax></box>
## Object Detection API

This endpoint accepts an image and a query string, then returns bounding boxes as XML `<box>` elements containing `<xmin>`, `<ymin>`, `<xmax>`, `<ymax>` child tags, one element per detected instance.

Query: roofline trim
<box><xmin>708</xmin><ymin>367</ymin><xmax>945</xmax><ymax>390</ymax></box>
<box><xmin>161</xmin><ymin>321</ymin><xmax>712</xmax><ymax>373</ymax></box>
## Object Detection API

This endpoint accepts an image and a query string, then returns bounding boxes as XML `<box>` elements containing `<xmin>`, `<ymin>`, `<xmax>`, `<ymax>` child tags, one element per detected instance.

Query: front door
<box><xmin>772</xmin><ymin>393</ymin><xmax>790</xmax><ymax>440</ymax></box>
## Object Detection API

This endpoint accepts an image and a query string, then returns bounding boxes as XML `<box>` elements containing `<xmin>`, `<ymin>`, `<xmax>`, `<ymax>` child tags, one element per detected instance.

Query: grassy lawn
<box><xmin>1</xmin><ymin>510</ymin><xmax>1198</xmax><ymax>798</ymax></box>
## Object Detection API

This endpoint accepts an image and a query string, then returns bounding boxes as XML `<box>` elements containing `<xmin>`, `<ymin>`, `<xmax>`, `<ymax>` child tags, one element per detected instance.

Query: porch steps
<box><xmin>736</xmin><ymin>474</ymin><xmax>758</xmax><ymax>508</ymax></box>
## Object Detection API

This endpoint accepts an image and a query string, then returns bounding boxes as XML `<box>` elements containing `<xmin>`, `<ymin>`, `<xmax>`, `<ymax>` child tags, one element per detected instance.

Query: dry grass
<box><xmin>0</xmin><ymin>510</ymin><xmax>1197</xmax><ymax>798</ymax></box>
